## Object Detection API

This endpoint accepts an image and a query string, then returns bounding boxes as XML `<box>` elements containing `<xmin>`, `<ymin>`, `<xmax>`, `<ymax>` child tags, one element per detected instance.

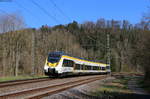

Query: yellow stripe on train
<box><xmin>62</xmin><ymin>55</ymin><xmax>106</xmax><ymax>66</ymax></box>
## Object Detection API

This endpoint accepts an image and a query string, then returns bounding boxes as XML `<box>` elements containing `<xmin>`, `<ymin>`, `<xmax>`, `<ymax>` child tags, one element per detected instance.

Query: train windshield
<box><xmin>48</xmin><ymin>54</ymin><xmax>61</xmax><ymax>63</ymax></box>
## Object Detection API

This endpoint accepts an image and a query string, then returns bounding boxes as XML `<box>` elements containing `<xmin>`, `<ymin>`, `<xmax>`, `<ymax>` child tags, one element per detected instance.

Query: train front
<box><xmin>44</xmin><ymin>52</ymin><xmax>61</xmax><ymax>76</ymax></box>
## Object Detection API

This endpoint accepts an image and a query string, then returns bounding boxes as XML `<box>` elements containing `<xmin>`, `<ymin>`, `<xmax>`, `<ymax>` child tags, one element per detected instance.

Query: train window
<box><xmin>87</xmin><ymin>65</ymin><xmax>91</xmax><ymax>70</ymax></box>
<box><xmin>101</xmin><ymin>67</ymin><xmax>106</xmax><ymax>70</ymax></box>
<box><xmin>93</xmin><ymin>66</ymin><xmax>95</xmax><ymax>70</ymax></box>
<box><xmin>96</xmin><ymin>66</ymin><xmax>99</xmax><ymax>70</ymax></box>
<box><xmin>93</xmin><ymin>66</ymin><xmax>98</xmax><ymax>70</ymax></box>
<box><xmin>84</xmin><ymin>65</ymin><xmax>88</xmax><ymax>70</ymax></box>
<box><xmin>48</xmin><ymin>57</ymin><xmax>60</xmax><ymax>63</ymax></box>
<box><xmin>91</xmin><ymin>66</ymin><xmax>93</xmax><ymax>70</ymax></box>
<box><xmin>75</xmin><ymin>64</ymin><xmax>80</xmax><ymax>70</ymax></box>
<box><xmin>63</xmin><ymin>59</ymin><xmax>74</xmax><ymax>67</ymax></box>
<box><xmin>106</xmin><ymin>66</ymin><xmax>110</xmax><ymax>69</ymax></box>
<box><xmin>48</xmin><ymin>54</ymin><xmax>61</xmax><ymax>63</ymax></box>
<box><xmin>84</xmin><ymin>65</ymin><xmax>90</xmax><ymax>70</ymax></box>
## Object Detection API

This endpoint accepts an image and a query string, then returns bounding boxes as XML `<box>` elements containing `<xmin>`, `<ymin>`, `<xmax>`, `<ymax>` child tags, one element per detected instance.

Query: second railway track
<box><xmin>0</xmin><ymin>77</ymin><xmax>51</xmax><ymax>88</ymax></box>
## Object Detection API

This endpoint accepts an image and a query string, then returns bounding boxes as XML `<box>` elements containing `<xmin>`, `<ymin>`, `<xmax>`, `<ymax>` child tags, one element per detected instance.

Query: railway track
<box><xmin>0</xmin><ymin>77</ymin><xmax>50</xmax><ymax>88</ymax></box>
<box><xmin>0</xmin><ymin>75</ymin><xmax>107</xmax><ymax>99</ymax></box>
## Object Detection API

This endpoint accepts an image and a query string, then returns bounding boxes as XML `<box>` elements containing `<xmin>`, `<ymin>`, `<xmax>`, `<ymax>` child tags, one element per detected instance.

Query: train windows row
<box><xmin>62</xmin><ymin>59</ymin><xmax>107</xmax><ymax>70</ymax></box>
<box><xmin>75</xmin><ymin>64</ymin><xmax>106</xmax><ymax>70</ymax></box>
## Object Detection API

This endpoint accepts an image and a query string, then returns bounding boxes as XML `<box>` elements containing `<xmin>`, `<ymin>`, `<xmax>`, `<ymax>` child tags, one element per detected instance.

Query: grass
<box><xmin>0</xmin><ymin>75</ymin><xmax>48</xmax><ymax>82</ymax></box>
<box><xmin>112</xmin><ymin>76</ymin><xmax>131</xmax><ymax>86</ymax></box>
<box><xmin>91</xmin><ymin>75</ymin><xmax>132</xmax><ymax>97</ymax></box>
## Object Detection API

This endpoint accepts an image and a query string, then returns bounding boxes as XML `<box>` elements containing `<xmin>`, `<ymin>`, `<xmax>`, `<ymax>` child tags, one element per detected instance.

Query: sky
<box><xmin>0</xmin><ymin>0</ymin><xmax>149</xmax><ymax>28</ymax></box>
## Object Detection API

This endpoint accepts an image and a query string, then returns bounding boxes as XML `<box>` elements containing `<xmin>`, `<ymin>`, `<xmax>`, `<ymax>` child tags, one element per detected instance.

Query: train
<box><xmin>44</xmin><ymin>52</ymin><xmax>111</xmax><ymax>77</ymax></box>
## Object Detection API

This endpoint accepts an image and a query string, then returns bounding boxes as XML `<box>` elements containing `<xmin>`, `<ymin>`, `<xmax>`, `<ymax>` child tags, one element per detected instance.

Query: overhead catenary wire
<box><xmin>14</xmin><ymin>0</ymin><xmax>40</xmax><ymax>25</ymax></box>
<box><xmin>0</xmin><ymin>9</ymin><xmax>17</xmax><ymax>20</ymax></box>
<box><xmin>30</xmin><ymin>0</ymin><xmax>60</xmax><ymax>24</ymax></box>
<box><xmin>49</xmin><ymin>0</ymin><xmax>72</xmax><ymax>22</ymax></box>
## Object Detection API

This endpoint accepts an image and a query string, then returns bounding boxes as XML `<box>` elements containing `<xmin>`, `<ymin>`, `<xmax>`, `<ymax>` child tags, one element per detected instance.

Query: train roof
<box><xmin>48</xmin><ymin>51</ymin><xmax>109</xmax><ymax>65</ymax></box>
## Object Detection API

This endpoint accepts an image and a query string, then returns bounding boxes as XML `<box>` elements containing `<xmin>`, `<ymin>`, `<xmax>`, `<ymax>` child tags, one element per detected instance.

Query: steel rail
<box><xmin>0</xmin><ymin>75</ymin><xmax>107</xmax><ymax>99</ymax></box>
<box><xmin>0</xmin><ymin>77</ymin><xmax>51</xmax><ymax>88</ymax></box>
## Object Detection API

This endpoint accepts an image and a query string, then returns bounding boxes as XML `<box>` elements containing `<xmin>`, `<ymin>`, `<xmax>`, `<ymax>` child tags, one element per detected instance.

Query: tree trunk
<box><xmin>2</xmin><ymin>49</ymin><xmax>6</xmax><ymax>76</ymax></box>
<box><xmin>119</xmin><ymin>53</ymin><xmax>122</xmax><ymax>72</ymax></box>
<box><xmin>15</xmin><ymin>52</ymin><xmax>20</xmax><ymax>76</ymax></box>
<box><xmin>119</xmin><ymin>58</ymin><xmax>122</xmax><ymax>72</ymax></box>
<box><xmin>31</xmin><ymin>32</ymin><xmax>35</xmax><ymax>75</ymax></box>
<box><xmin>15</xmin><ymin>42</ymin><xmax>20</xmax><ymax>76</ymax></box>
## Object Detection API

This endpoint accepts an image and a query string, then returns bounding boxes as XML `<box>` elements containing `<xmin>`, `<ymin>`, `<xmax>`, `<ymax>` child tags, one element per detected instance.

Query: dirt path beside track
<box><xmin>42</xmin><ymin>74</ymin><xmax>150</xmax><ymax>99</ymax></box>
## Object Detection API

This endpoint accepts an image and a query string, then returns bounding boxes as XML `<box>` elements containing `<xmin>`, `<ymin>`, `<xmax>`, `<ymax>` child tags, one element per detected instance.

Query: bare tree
<box><xmin>0</xmin><ymin>13</ymin><xmax>25</xmax><ymax>76</ymax></box>
<box><xmin>0</xmin><ymin>13</ymin><xmax>25</xmax><ymax>33</ymax></box>
<box><xmin>96</xmin><ymin>18</ymin><xmax>106</xmax><ymax>28</ymax></box>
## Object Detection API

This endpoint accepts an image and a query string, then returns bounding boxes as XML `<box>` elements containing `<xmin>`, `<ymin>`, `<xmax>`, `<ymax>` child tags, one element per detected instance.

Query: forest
<box><xmin>0</xmin><ymin>13</ymin><xmax>150</xmax><ymax>81</ymax></box>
